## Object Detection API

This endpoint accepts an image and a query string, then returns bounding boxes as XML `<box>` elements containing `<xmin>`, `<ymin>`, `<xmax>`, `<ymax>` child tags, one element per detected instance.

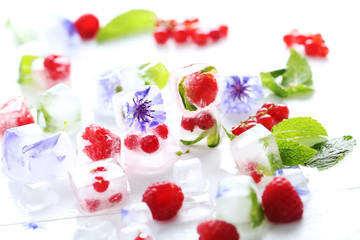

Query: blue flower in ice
<box><xmin>124</xmin><ymin>87</ymin><xmax>166</xmax><ymax>132</ymax></box>
<box><xmin>221</xmin><ymin>75</ymin><xmax>264</xmax><ymax>114</ymax></box>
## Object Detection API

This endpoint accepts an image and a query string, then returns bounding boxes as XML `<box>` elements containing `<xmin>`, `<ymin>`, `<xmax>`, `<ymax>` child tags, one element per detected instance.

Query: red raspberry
<box><xmin>74</xmin><ymin>14</ymin><xmax>99</xmax><ymax>40</ymax></box>
<box><xmin>109</xmin><ymin>193</ymin><xmax>123</xmax><ymax>204</ymax></box>
<box><xmin>140</xmin><ymin>135</ymin><xmax>160</xmax><ymax>154</ymax></box>
<box><xmin>154</xmin><ymin>124</ymin><xmax>169</xmax><ymax>139</ymax></box>
<box><xmin>92</xmin><ymin>176</ymin><xmax>110</xmax><ymax>193</ymax></box>
<box><xmin>184</xmin><ymin>72</ymin><xmax>218</xmax><ymax>108</ymax></box>
<box><xmin>124</xmin><ymin>134</ymin><xmax>140</xmax><ymax>150</ymax></box>
<box><xmin>84</xmin><ymin>199</ymin><xmax>100</xmax><ymax>212</ymax></box>
<box><xmin>43</xmin><ymin>54</ymin><xmax>71</xmax><ymax>80</ymax></box>
<box><xmin>196</xmin><ymin>111</ymin><xmax>215</xmax><ymax>130</ymax></box>
<box><xmin>181</xmin><ymin>116</ymin><xmax>197</xmax><ymax>131</ymax></box>
<box><xmin>82</xmin><ymin>124</ymin><xmax>121</xmax><ymax>161</ymax></box>
<box><xmin>142</xmin><ymin>181</ymin><xmax>184</xmax><ymax>221</ymax></box>
<box><xmin>197</xmin><ymin>219</ymin><xmax>239</xmax><ymax>240</ymax></box>
<box><xmin>262</xmin><ymin>177</ymin><xmax>303</xmax><ymax>223</ymax></box>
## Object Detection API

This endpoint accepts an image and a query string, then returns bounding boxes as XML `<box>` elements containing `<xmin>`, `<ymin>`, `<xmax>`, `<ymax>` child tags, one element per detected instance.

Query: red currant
<box><xmin>181</xmin><ymin>116</ymin><xmax>197</xmax><ymax>131</ymax></box>
<box><xmin>124</xmin><ymin>134</ymin><xmax>140</xmax><ymax>150</ymax></box>
<box><xmin>109</xmin><ymin>193</ymin><xmax>123</xmax><ymax>204</ymax></box>
<box><xmin>84</xmin><ymin>199</ymin><xmax>100</xmax><ymax>212</ymax></box>
<box><xmin>154</xmin><ymin>124</ymin><xmax>169</xmax><ymax>139</ymax></box>
<box><xmin>318</xmin><ymin>44</ymin><xmax>329</xmax><ymax>57</ymax></box>
<box><xmin>246</xmin><ymin>162</ymin><xmax>262</xmax><ymax>183</ymax></box>
<box><xmin>74</xmin><ymin>14</ymin><xmax>99</xmax><ymax>40</ymax></box>
<box><xmin>209</xmin><ymin>29</ymin><xmax>221</xmax><ymax>41</ymax></box>
<box><xmin>283</xmin><ymin>34</ymin><xmax>294</xmax><ymax>47</ymax></box>
<box><xmin>256</xmin><ymin>107</ymin><xmax>268</xmax><ymax>120</ymax></box>
<box><xmin>154</xmin><ymin>27</ymin><xmax>170</xmax><ymax>44</ymax></box>
<box><xmin>90</xmin><ymin>167</ymin><xmax>107</xmax><ymax>174</ymax></box>
<box><xmin>135</xmin><ymin>233</ymin><xmax>153</xmax><ymax>240</ymax></box>
<box><xmin>196</xmin><ymin>111</ymin><xmax>215</xmax><ymax>130</ymax></box>
<box><xmin>231</xmin><ymin>125</ymin><xmax>247</xmax><ymax>136</ymax></box>
<box><xmin>193</xmin><ymin>30</ymin><xmax>208</xmax><ymax>46</ymax></box>
<box><xmin>173</xmin><ymin>26</ymin><xmax>188</xmax><ymax>43</ymax></box>
<box><xmin>257</xmin><ymin>114</ymin><xmax>275</xmax><ymax>131</ymax></box>
<box><xmin>218</xmin><ymin>25</ymin><xmax>228</xmax><ymax>38</ymax></box>
<box><xmin>304</xmin><ymin>40</ymin><xmax>321</xmax><ymax>56</ymax></box>
<box><xmin>93</xmin><ymin>176</ymin><xmax>110</xmax><ymax>193</ymax></box>
<box><xmin>140</xmin><ymin>135</ymin><xmax>160</xmax><ymax>154</ymax></box>
<box><xmin>272</xmin><ymin>104</ymin><xmax>289</xmax><ymax>124</ymax></box>
<box><xmin>43</xmin><ymin>54</ymin><xmax>71</xmax><ymax>80</ymax></box>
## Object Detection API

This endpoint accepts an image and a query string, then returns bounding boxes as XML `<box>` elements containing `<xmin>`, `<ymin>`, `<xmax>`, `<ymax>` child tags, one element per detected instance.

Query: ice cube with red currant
<box><xmin>69</xmin><ymin>159</ymin><xmax>128</xmax><ymax>213</ymax></box>
<box><xmin>36</xmin><ymin>83</ymin><xmax>82</xmax><ymax>134</ymax></box>
<box><xmin>0</xmin><ymin>95</ymin><xmax>35</xmax><ymax>138</ymax></box>
<box><xmin>77</xmin><ymin>124</ymin><xmax>121</xmax><ymax>164</ymax></box>
<box><xmin>169</xmin><ymin>63</ymin><xmax>220</xmax><ymax>113</ymax></box>
<box><xmin>230</xmin><ymin>124</ymin><xmax>284</xmax><ymax>183</ymax></box>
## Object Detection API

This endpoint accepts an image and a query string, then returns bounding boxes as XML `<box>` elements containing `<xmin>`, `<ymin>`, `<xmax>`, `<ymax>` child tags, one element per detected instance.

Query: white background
<box><xmin>1</xmin><ymin>0</ymin><xmax>360</xmax><ymax>239</ymax></box>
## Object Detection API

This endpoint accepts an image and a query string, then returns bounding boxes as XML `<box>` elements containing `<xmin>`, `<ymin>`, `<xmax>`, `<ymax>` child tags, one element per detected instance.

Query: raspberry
<box><xmin>124</xmin><ymin>134</ymin><xmax>140</xmax><ymax>150</ymax></box>
<box><xmin>142</xmin><ymin>181</ymin><xmax>184</xmax><ymax>221</ymax></box>
<box><xmin>197</xmin><ymin>219</ymin><xmax>239</xmax><ymax>240</ymax></box>
<box><xmin>140</xmin><ymin>135</ymin><xmax>160</xmax><ymax>154</ymax></box>
<box><xmin>74</xmin><ymin>14</ymin><xmax>99</xmax><ymax>40</ymax></box>
<box><xmin>154</xmin><ymin>124</ymin><xmax>169</xmax><ymax>139</ymax></box>
<box><xmin>84</xmin><ymin>199</ymin><xmax>100</xmax><ymax>212</ymax></box>
<box><xmin>181</xmin><ymin>116</ymin><xmax>196</xmax><ymax>131</ymax></box>
<box><xmin>184</xmin><ymin>72</ymin><xmax>218</xmax><ymax>108</ymax></box>
<box><xmin>93</xmin><ymin>176</ymin><xmax>110</xmax><ymax>193</ymax></box>
<box><xmin>82</xmin><ymin>124</ymin><xmax>121</xmax><ymax>161</ymax></box>
<box><xmin>43</xmin><ymin>55</ymin><xmax>71</xmax><ymax>80</ymax></box>
<box><xmin>262</xmin><ymin>177</ymin><xmax>303</xmax><ymax>223</ymax></box>
<box><xmin>196</xmin><ymin>111</ymin><xmax>215</xmax><ymax>130</ymax></box>
<box><xmin>109</xmin><ymin>193</ymin><xmax>123</xmax><ymax>204</ymax></box>
<box><xmin>246</xmin><ymin>162</ymin><xmax>263</xmax><ymax>183</ymax></box>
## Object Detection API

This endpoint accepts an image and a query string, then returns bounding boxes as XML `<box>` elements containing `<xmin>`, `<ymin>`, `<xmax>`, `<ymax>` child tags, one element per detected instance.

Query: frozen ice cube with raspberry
<box><xmin>0</xmin><ymin>95</ymin><xmax>34</xmax><ymax>138</ymax></box>
<box><xmin>36</xmin><ymin>83</ymin><xmax>82</xmax><ymax>134</ymax></box>
<box><xmin>230</xmin><ymin>124</ymin><xmax>284</xmax><ymax>182</ymax></box>
<box><xmin>2</xmin><ymin>124</ymin><xmax>44</xmax><ymax>182</ymax></box>
<box><xmin>69</xmin><ymin>159</ymin><xmax>128</xmax><ymax>213</ymax></box>
<box><xmin>77</xmin><ymin>124</ymin><xmax>121</xmax><ymax>163</ymax></box>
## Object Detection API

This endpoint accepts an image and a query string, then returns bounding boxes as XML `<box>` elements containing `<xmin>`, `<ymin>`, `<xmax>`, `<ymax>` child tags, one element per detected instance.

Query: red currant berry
<box><xmin>231</xmin><ymin>125</ymin><xmax>246</xmax><ymax>136</ymax></box>
<box><xmin>173</xmin><ymin>26</ymin><xmax>188</xmax><ymax>43</ymax></box>
<box><xmin>245</xmin><ymin>122</ymin><xmax>257</xmax><ymax>130</ymax></box>
<box><xmin>196</xmin><ymin>111</ymin><xmax>215</xmax><ymax>130</ymax></box>
<box><xmin>154</xmin><ymin>124</ymin><xmax>169</xmax><ymax>139</ymax></box>
<box><xmin>318</xmin><ymin>44</ymin><xmax>329</xmax><ymax>57</ymax></box>
<box><xmin>44</xmin><ymin>54</ymin><xmax>71</xmax><ymax>80</ymax></box>
<box><xmin>311</xmin><ymin>33</ymin><xmax>325</xmax><ymax>44</ymax></box>
<box><xmin>257</xmin><ymin>114</ymin><xmax>275</xmax><ymax>131</ymax></box>
<box><xmin>90</xmin><ymin>167</ymin><xmax>107</xmax><ymax>174</ymax></box>
<box><xmin>283</xmin><ymin>34</ymin><xmax>294</xmax><ymax>47</ymax></box>
<box><xmin>256</xmin><ymin>107</ymin><xmax>268</xmax><ymax>120</ymax></box>
<box><xmin>93</xmin><ymin>176</ymin><xmax>110</xmax><ymax>193</ymax></box>
<box><xmin>294</xmin><ymin>34</ymin><xmax>307</xmax><ymax>45</ymax></box>
<box><xmin>183</xmin><ymin>18</ymin><xmax>199</xmax><ymax>25</ymax></box>
<box><xmin>261</xmin><ymin>102</ymin><xmax>275</xmax><ymax>116</ymax></box>
<box><xmin>84</xmin><ymin>199</ymin><xmax>100</xmax><ymax>212</ymax></box>
<box><xmin>154</xmin><ymin>27</ymin><xmax>170</xmax><ymax>44</ymax></box>
<box><xmin>272</xmin><ymin>104</ymin><xmax>289</xmax><ymax>124</ymax></box>
<box><xmin>246</xmin><ymin>118</ymin><xmax>257</xmax><ymax>124</ymax></box>
<box><xmin>140</xmin><ymin>135</ymin><xmax>160</xmax><ymax>154</ymax></box>
<box><xmin>193</xmin><ymin>30</ymin><xmax>208</xmax><ymax>46</ymax></box>
<box><xmin>109</xmin><ymin>193</ymin><xmax>123</xmax><ymax>204</ymax></box>
<box><xmin>181</xmin><ymin>116</ymin><xmax>197</xmax><ymax>131</ymax></box>
<box><xmin>209</xmin><ymin>29</ymin><xmax>221</xmax><ymax>41</ymax></box>
<box><xmin>246</xmin><ymin>162</ymin><xmax>262</xmax><ymax>183</ymax></box>
<box><xmin>74</xmin><ymin>14</ymin><xmax>99</xmax><ymax>40</ymax></box>
<box><xmin>304</xmin><ymin>40</ymin><xmax>321</xmax><ymax>56</ymax></box>
<box><xmin>124</xmin><ymin>134</ymin><xmax>140</xmax><ymax>150</ymax></box>
<box><xmin>218</xmin><ymin>25</ymin><xmax>228</xmax><ymax>38</ymax></box>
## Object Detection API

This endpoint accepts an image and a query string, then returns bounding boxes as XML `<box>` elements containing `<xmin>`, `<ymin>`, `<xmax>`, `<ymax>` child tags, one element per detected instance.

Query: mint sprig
<box><xmin>96</xmin><ymin>10</ymin><xmax>157</xmax><ymax>43</ymax></box>
<box><xmin>260</xmin><ymin>49</ymin><xmax>314</xmax><ymax>98</ymax></box>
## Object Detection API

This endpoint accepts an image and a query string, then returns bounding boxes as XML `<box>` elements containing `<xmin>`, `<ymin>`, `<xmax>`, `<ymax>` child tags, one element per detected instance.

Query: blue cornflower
<box><xmin>124</xmin><ymin>86</ymin><xmax>166</xmax><ymax>132</ymax></box>
<box><xmin>221</xmin><ymin>75</ymin><xmax>264</xmax><ymax>114</ymax></box>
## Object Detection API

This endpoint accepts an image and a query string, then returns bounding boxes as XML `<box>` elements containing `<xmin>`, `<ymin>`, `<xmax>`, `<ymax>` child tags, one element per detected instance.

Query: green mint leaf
<box><xmin>18</xmin><ymin>55</ymin><xmax>40</xmax><ymax>84</ymax></box>
<box><xmin>178</xmin><ymin>77</ymin><xmax>197</xmax><ymax>111</ymax></box>
<box><xmin>276</xmin><ymin>139</ymin><xmax>317</xmax><ymax>166</ymax></box>
<box><xmin>282</xmin><ymin>49</ymin><xmax>313</xmax><ymax>87</ymax></box>
<box><xmin>96</xmin><ymin>10</ymin><xmax>157</xmax><ymax>43</ymax></box>
<box><xmin>175</xmin><ymin>149</ymin><xmax>190</xmax><ymax>156</ymax></box>
<box><xmin>272</xmin><ymin>117</ymin><xmax>328</xmax><ymax>146</ymax></box>
<box><xmin>180</xmin><ymin>131</ymin><xmax>208</xmax><ymax>146</ymax></box>
<box><xmin>305</xmin><ymin>135</ymin><xmax>357</xmax><ymax>171</ymax></box>
<box><xmin>138</xmin><ymin>62</ymin><xmax>169</xmax><ymax>89</ymax></box>
<box><xmin>287</xmin><ymin>84</ymin><xmax>314</xmax><ymax>95</ymax></box>
<box><xmin>249</xmin><ymin>188</ymin><xmax>265</xmax><ymax>227</ymax></box>
<box><xmin>269</xmin><ymin>68</ymin><xmax>287</xmax><ymax>78</ymax></box>
<box><xmin>199</xmin><ymin>66</ymin><xmax>217</xmax><ymax>74</ymax></box>
<box><xmin>260</xmin><ymin>72</ymin><xmax>289</xmax><ymax>98</ymax></box>
<box><xmin>37</xmin><ymin>106</ymin><xmax>56</xmax><ymax>133</ymax></box>
<box><xmin>207</xmin><ymin>123</ymin><xmax>220</xmax><ymax>148</ymax></box>
<box><xmin>222</xmin><ymin>125</ymin><xmax>236</xmax><ymax>141</ymax></box>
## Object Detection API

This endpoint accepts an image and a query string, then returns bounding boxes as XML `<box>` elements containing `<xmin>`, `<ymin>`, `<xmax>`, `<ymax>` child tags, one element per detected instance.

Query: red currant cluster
<box><xmin>124</xmin><ymin>124</ymin><xmax>169</xmax><ymax>154</ymax></box>
<box><xmin>283</xmin><ymin>30</ymin><xmax>329</xmax><ymax>57</ymax></box>
<box><xmin>154</xmin><ymin>18</ymin><xmax>228</xmax><ymax>46</ymax></box>
<box><xmin>181</xmin><ymin>111</ymin><xmax>215</xmax><ymax>131</ymax></box>
<box><xmin>231</xmin><ymin>102</ymin><xmax>289</xmax><ymax>136</ymax></box>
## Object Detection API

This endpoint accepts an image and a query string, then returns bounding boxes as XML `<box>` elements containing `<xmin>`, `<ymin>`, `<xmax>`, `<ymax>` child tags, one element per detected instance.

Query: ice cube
<box><xmin>20</xmin><ymin>182</ymin><xmax>58</xmax><ymax>212</ymax></box>
<box><xmin>22</xmin><ymin>131</ymin><xmax>77</xmax><ymax>183</ymax></box>
<box><xmin>117</xmin><ymin>225</ymin><xmax>153</xmax><ymax>240</ymax></box>
<box><xmin>169</xmin><ymin>63</ymin><xmax>221</xmax><ymax>114</ymax></box>
<box><xmin>274</xmin><ymin>166</ymin><xmax>309</xmax><ymax>197</ymax></box>
<box><xmin>230</xmin><ymin>124</ymin><xmax>283</xmax><ymax>179</ymax></box>
<box><xmin>121</xmin><ymin>202</ymin><xmax>154</xmax><ymax>228</ymax></box>
<box><xmin>173</xmin><ymin>158</ymin><xmax>207</xmax><ymax>193</ymax></box>
<box><xmin>2</xmin><ymin>124</ymin><xmax>44</xmax><ymax>182</ymax></box>
<box><xmin>68</xmin><ymin>159</ymin><xmax>128</xmax><ymax>213</ymax></box>
<box><xmin>36</xmin><ymin>83</ymin><xmax>81</xmax><ymax>134</ymax></box>
<box><xmin>73</xmin><ymin>220</ymin><xmax>115</xmax><ymax>240</ymax></box>
<box><xmin>0</xmin><ymin>95</ymin><xmax>35</xmax><ymax>137</ymax></box>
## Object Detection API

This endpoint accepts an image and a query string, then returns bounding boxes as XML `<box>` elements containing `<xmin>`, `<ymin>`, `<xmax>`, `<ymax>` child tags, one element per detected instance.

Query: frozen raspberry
<box><xmin>109</xmin><ymin>193</ymin><xmax>123</xmax><ymax>204</ymax></box>
<box><xmin>196</xmin><ymin>111</ymin><xmax>215</xmax><ymax>130</ymax></box>
<box><xmin>181</xmin><ymin>116</ymin><xmax>196</xmax><ymax>131</ymax></box>
<box><xmin>197</xmin><ymin>219</ymin><xmax>240</xmax><ymax>240</ymax></box>
<box><xmin>140</xmin><ymin>135</ymin><xmax>160</xmax><ymax>154</ymax></box>
<box><xmin>124</xmin><ymin>134</ymin><xmax>140</xmax><ymax>150</ymax></box>
<box><xmin>82</xmin><ymin>124</ymin><xmax>121</xmax><ymax>161</ymax></box>
<box><xmin>92</xmin><ymin>176</ymin><xmax>110</xmax><ymax>193</ymax></box>
<box><xmin>74</xmin><ymin>14</ymin><xmax>99</xmax><ymax>40</ymax></box>
<box><xmin>142</xmin><ymin>181</ymin><xmax>184</xmax><ymax>221</ymax></box>
<box><xmin>84</xmin><ymin>199</ymin><xmax>100</xmax><ymax>212</ymax></box>
<box><xmin>43</xmin><ymin>54</ymin><xmax>71</xmax><ymax>80</ymax></box>
<box><xmin>154</xmin><ymin>124</ymin><xmax>169</xmax><ymax>139</ymax></box>
<box><xmin>262</xmin><ymin>177</ymin><xmax>303</xmax><ymax>223</ymax></box>
<box><xmin>184</xmin><ymin>72</ymin><xmax>218</xmax><ymax>108</ymax></box>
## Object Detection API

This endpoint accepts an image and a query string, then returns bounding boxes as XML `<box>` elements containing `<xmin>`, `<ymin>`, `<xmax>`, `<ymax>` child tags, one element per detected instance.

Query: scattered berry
<box><xmin>262</xmin><ymin>177</ymin><xmax>303</xmax><ymax>223</ymax></box>
<box><xmin>181</xmin><ymin>116</ymin><xmax>197</xmax><ymax>131</ymax></box>
<box><xmin>196</xmin><ymin>111</ymin><xmax>215</xmax><ymax>130</ymax></box>
<box><xmin>84</xmin><ymin>199</ymin><xmax>100</xmax><ymax>212</ymax></box>
<box><xmin>140</xmin><ymin>135</ymin><xmax>160</xmax><ymax>154</ymax></box>
<box><xmin>142</xmin><ymin>181</ymin><xmax>184</xmax><ymax>221</ymax></box>
<box><xmin>154</xmin><ymin>124</ymin><xmax>169</xmax><ymax>139</ymax></box>
<box><xmin>43</xmin><ymin>54</ymin><xmax>71</xmax><ymax>80</ymax></box>
<box><xmin>231</xmin><ymin>121</ymin><xmax>256</xmax><ymax>136</ymax></box>
<box><xmin>74</xmin><ymin>14</ymin><xmax>100</xmax><ymax>40</ymax></box>
<box><xmin>172</xmin><ymin>26</ymin><xmax>188</xmax><ymax>43</ymax></box>
<box><xmin>92</xmin><ymin>176</ymin><xmax>110</xmax><ymax>193</ymax></box>
<box><xmin>197</xmin><ymin>219</ymin><xmax>240</xmax><ymax>240</ymax></box>
<box><xmin>124</xmin><ymin>134</ymin><xmax>140</xmax><ymax>150</ymax></box>
<box><xmin>193</xmin><ymin>30</ymin><xmax>208</xmax><ymax>46</ymax></box>
<box><xmin>153</xmin><ymin>26</ymin><xmax>170</xmax><ymax>44</ymax></box>
<box><xmin>90</xmin><ymin>167</ymin><xmax>107</xmax><ymax>173</ymax></box>
<box><xmin>109</xmin><ymin>193</ymin><xmax>123</xmax><ymax>204</ymax></box>
<box><xmin>135</xmin><ymin>233</ymin><xmax>153</xmax><ymax>240</ymax></box>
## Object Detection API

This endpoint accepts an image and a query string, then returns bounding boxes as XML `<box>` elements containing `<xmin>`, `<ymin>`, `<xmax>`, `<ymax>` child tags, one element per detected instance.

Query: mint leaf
<box><xmin>180</xmin><ymin>131</ymin><xmax>208</xmax><ymax>145</ymax></box>
<box><xmin>96</xmin><ymin>10</ymin><xmax>157</xmax><ymax>43</ymax></box>
<box><xmin>276</xmin><ymin>139</ymin><xmax>317</xmax><ymax>166</ymax></box>
<box><xmin>305</xmin><ymin>135</ymin><xmax>357</xmax><ymax>170</ymax></box>
<box><xmin>138</xmin><ymin>62</ymin><xmax>169</xmax><ymax>89</ymax></box>
<box><xmin>222</xmin><ymin>125</ymin><xmax>236</xmax><ymax>141</ymax></box>
<box><xmin>282</xmin><ymin>49</ymin><xmax>313</xmax><ymax>87</ymax></box>
<box><xmin>249</xmin><ymin>188</ymin><xmax>265</xmax><ymax>227</ymax></box>
<box><xmin>272</xmin><ymin>117</ymin><xmax>328</xmax><ymax>146</ymax></box>
<box><xmin>178</xmin><ymin>77</ymin><xmax>197</xmax><ymax>111</ymax></box>
<box><xmin>18</xmin><ymin>55</ymin><xmax>39</xmax><ymax>84</ymax></box>
<box><xmin>260</xmin><ymin>72</ymin><xmax>289</xmax><ymax>98</ymax></box>
<box><xmin>175</xmin><ymin>149</ymin><xmax>190</xmax><ymax>156</ymax></box>
<box><xmin>199</xmin><ymin>66</ymin><xmax>217</xmax><ymax>74</ymax></box>
<box><xmin>207</xmin><ymin>123</ymin><xmax>220</xmax><ymax>148</ymax></box>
